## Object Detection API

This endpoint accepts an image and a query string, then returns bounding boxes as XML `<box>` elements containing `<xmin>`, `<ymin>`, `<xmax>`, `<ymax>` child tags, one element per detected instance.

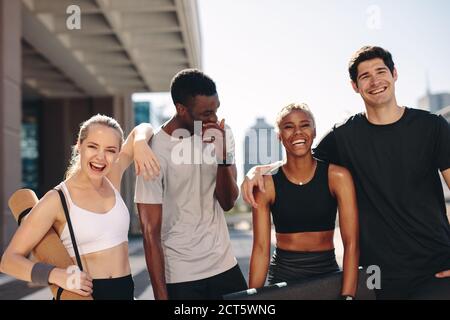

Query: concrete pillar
<box><xmin>0</xmin><ymin>0</ymin><xmax>22</xmax><ymax>255</ymax></box>
<box><xmin>113</xmin><ymin>94</ymin><xmax>139</xmax><ymax>234</ymax></box>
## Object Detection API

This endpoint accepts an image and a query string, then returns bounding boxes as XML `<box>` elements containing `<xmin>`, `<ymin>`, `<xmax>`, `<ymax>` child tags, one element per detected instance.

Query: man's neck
<box><xmin>364</xmin><ymin>99</ymin><xmax>405</xmax><ymax>125</ymax></box>
<box><xmin>162</xmin><ymin>115</ymin><xmax>192</xmax><ymax>136</ymax></box>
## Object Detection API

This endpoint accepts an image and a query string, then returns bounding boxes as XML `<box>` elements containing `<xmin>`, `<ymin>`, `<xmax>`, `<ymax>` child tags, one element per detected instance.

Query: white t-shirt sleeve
<box><xmin>134</xmin><ymin>169</ymin><xmax>164</xmax><ymax>204</ymax></box>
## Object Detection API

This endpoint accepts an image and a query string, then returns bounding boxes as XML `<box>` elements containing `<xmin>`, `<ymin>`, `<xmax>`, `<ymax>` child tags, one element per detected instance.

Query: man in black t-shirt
<box><xmin>241</xmin><ymin>46</ymin><xmax>450</xmax><ymax>299</ymax></box>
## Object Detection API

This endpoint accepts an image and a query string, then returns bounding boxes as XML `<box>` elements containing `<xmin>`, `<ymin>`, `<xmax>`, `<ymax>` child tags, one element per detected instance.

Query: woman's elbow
<box><xmin>0</xmin><ymin>252</ymin><xmax>12</xmax><ymax>274</ymax></box>
<box><xmin>343</xmin><ymin>239</ymin><xmax>359</xmax><ymax>254</ymax></box>
<box><xmin>252</xmin><ymin>243</ymin><xmax>270</xmax><ymax>259</ymax></box>
<box><xmin>0</xmin><ymin>255</ymin><xmax>5</xmax><ymax>274</ymax></box>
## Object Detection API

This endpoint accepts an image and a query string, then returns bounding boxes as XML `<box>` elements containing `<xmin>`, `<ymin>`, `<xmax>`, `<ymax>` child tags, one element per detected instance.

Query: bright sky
<box><xmin>134</xmin><ymin>0</ymin><xmax>450</xmax><ymax>183</ymax></box>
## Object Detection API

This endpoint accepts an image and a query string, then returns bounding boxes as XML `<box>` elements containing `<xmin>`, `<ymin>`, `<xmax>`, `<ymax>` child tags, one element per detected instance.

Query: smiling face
<box><xmin>78</xmin><ymin>124</ymin><xmax>121</xmax><ymax>179</ymax></box>
<box><xmin>352</xmin><ymin>58</ymin><xmax>398</xmax><ymax>108</ymax></box>
<box><xmin>278</xmin><ymin>110</ymin><xmax>316</xmax><ymax>157</ymax></box>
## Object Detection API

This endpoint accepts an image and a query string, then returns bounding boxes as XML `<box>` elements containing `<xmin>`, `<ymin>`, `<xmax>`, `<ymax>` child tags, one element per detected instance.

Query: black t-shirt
<box><xmin>314</xmin><ymin>107</ymin><xmax>450</xmax><ymax>279</ymax></box>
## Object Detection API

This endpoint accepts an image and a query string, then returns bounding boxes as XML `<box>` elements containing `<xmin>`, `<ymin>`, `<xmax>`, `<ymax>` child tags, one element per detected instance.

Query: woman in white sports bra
<box><xmin>0</xmin><ymin>114</ymin><xmax>160</xmax><ymax>299</ymax></box>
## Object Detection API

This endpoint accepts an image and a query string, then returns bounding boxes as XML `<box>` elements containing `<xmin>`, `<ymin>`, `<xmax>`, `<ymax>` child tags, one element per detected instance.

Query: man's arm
<box><xmin>136</xmin><ymin>203</ymin><xmax>168</xmax><ymax>300</ymax></box>
<box><xmin>203</xmin><ymin>121</ymin><xmax>239</xmax><ymax>211</ymax></box>
<box><xmin>215</xmin><ymin>165</ymin><xmax>239</xmax><ymax>211</ymax></box>
<box><xmin>442</xmin><ymin>167</ymin><xmax>450</xmax><ymax>190</ymax></box>
<box><xmin>313</xmin><ymin>128</ymin><xmax>341</xmax><ymax>164</ymax></box>
<box><xmin>241</xmin><ymin>163</ymin><xmax>282</xmax><ymax>208</ymax></box>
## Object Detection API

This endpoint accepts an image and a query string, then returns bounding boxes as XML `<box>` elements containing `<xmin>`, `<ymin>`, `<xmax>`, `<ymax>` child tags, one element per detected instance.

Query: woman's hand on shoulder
<box><xmin>253</xmin><ymin>175</ymin><xmax>276</xmax><ymax>209</ymax></box>
<box><xmin>133</xmin><ymin>139</ymin><xmax>160</xmax><ymax>181</ymax></box>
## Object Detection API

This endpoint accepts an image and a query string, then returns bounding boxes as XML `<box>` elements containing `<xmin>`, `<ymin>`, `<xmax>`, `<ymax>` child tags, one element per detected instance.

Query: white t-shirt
<box><xmin>134</xmin><ymin>126</ymin><xmax>237</xmax><ymax>284</ymax></box>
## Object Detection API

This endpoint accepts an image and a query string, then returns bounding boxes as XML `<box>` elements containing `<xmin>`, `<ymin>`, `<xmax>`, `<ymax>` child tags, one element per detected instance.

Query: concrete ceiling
<box><xmin>21</xmin><ymin>0</ymin><xmax>202</xmax><ymax>98</ymax></box>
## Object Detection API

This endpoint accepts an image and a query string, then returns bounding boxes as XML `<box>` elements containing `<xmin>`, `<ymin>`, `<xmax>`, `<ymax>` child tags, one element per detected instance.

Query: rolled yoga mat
<box><xmin>223</xmin><ymin>268</ymin><xmax>377</xmax><ymax>300</ymax></box>
<box><xmin>8</xmin><ymin>189</ymin><xmax>92</xmax><ymax>300</ymax></box>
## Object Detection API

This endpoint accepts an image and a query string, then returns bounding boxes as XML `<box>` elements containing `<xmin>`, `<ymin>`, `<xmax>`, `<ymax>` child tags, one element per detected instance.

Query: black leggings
<box><xmin>92</xmin><ymin>274</ymin><xmax>134</xmax><ymax>300</ymax></box>
<box><xmin>268</xmin><ymin>247</ymin><xmax>340</xmax><ymax>285</ymax></box>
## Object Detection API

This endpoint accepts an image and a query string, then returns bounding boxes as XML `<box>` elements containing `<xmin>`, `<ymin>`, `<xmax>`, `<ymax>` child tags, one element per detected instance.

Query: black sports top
<box><xmin>270</xmin><ymin>160</ymin><xmax>337</xmax><ymax>233</ymax></box>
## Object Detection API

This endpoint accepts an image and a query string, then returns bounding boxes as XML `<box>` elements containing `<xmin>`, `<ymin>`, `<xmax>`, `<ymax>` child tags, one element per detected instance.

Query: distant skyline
<box><xmin>134</xmin><ymin>0</ymin><xmax>450</xmax><ymax>182</ymax></box>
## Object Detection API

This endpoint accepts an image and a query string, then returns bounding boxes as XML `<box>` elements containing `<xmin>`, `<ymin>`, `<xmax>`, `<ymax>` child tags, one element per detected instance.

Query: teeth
<box><xmin>90</xmin><ymin>162</ymin><xmax>105</xmax><ymax>170</ymax></box>
<box><xmin>292</xmin><ymin>139</ymin><xmax>306</xmax><ymax>145</ymax></box>
<box><xmin>370</xmin><ymin>87</ymin><xmax>386</xmax><ymax>94</ymax></box>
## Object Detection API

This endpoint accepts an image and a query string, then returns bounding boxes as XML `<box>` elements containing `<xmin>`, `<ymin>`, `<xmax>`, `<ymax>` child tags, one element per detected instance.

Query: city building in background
<box><xmin>418</xmin><ymin>86</ymin><xmax>450</xmax><ymax>201</ymax></box>
<box><xmin>243</xmin><ymin>118</ymin><xmax>283</xmax><ymax>177</ymax></box>
<box><xmin>418</xmin><ymin>89</ymin><xmax>450</xmax><ymax>113</ymax></box>
<box><xmin>0</xmin><ymin>0</ymin><xmax>201</xmax><ymax>254</ymax></box>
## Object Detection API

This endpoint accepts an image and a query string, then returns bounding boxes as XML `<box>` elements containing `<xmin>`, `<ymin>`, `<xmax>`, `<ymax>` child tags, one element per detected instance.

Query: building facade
<box><xmin>243</xmin><ymin>118</ymin><xmax>283</xmax><ymax>177</ymax></box>
<box><xmin>0</xmin><ymin>0</ymin><xmax>201</xmax><ymax>254</ymax></box>
<box><xmin>418</xmin><ymin>91</ymin><xmax>450</xmax><ymax>113</ymax></box>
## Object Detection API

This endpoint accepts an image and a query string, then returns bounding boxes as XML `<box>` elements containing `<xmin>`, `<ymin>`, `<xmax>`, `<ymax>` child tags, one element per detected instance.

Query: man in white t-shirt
<box><xmin>134</xmin><ymin>69</ymin><xmax>247</xmax><ymax>300</ymax></box>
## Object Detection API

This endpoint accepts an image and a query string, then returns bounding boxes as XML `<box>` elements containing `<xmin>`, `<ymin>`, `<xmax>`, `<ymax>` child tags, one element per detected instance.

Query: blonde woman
<box><xmin>0</xmin><ymin>114</ymin><xmax>160</xmax><ymax>300</ymax></box>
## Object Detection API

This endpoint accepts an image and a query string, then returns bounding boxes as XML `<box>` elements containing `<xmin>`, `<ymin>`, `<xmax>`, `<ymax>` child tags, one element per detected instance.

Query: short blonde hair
<box><xmin>276</xmin><ymin>103</ymin><xmax>316</xmax><ymax>130</ymax></box>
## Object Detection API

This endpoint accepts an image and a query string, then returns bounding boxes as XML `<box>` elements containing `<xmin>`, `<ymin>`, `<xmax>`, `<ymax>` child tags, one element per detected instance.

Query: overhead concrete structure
<box><xmin>0</xmin><ymin>0</ymin><xmax>202</xmax><ymax>254</ymax></box>
<box><xmin>22</xmin><ymin>0</ymin><xmax>201</xmax><ymax>97</ymax></box>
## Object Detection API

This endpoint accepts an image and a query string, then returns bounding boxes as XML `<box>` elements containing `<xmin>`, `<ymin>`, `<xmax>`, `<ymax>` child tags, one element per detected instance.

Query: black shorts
<box><xmin>92</xmin><ymin>274</ymin><xmax>135</xmax><ymax>300</ymax></box>
<box><xmin>268</xmin><ymin>247</ymin><xmax>340</xmax><ymax>285</ymax></box>
<box><xmin>166</xmin><ymin>264</ymin><xmax>248</xmax><ymax>300</ymax></box>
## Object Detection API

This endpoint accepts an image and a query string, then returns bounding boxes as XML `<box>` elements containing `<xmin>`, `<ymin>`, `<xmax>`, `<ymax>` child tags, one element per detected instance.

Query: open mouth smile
<box><xmin>369</xmin><ymin>86</ymin><xmax>387</xmax><ymax>95</ymax></box>
<box><xmin>292</xmin><ymin>139</ymin><xmax>306</xmax><ymax>146</ymax></box>
<box><xmin>89</xmin><ymin>162</ymin><xmax>106</xmax><ymax>172</ymax></box>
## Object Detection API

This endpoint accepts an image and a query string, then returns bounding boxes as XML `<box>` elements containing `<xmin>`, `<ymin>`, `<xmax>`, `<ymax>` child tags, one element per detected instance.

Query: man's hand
<box><xmin>436</xmin><ymin>270</ymin><xmax>450</xmax><ymax>278</ymax></box>
<box><xmin>241</xmin><ymin>165</ymin><xmax>275</xmax><ymax>208</ymax></box>
<box><xmin>202</xmin><ymin>119</ymin><xmax>226</xmax><ymax>162</ymax></box>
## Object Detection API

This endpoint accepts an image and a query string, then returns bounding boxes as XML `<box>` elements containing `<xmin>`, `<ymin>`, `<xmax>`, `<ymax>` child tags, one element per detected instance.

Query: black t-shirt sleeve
<box><xmin>313</xmin><ymin>128</ymin><xmax>342</xmax><ymax>165</ymax></box>
<box><xmin>435</xmin><ymin>115</ymin><xmax>450</xmax><ymax>171</ymax></box>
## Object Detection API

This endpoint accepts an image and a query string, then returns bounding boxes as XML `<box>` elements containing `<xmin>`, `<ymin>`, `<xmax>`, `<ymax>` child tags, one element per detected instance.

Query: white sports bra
<box><xmin>59</xmin><ymin>178</ymin><xmax>130</xmax><ymax>257</ymax></box>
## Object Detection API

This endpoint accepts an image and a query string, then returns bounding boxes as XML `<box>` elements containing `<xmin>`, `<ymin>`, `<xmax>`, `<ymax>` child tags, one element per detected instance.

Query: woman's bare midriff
<box><xmin>53</xmin><ymin>202</ymin><xmax>131</xmax><ymax>279</ymax></box>
<box><xmin>73</xmin><ymin>242</ymin><xmax>131</xmax><ymax>279</ymax></box>
<box><xmin>276</xmin><ymin>230</ymin><xmax>335</xmax><ymax>252</ymax></box>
